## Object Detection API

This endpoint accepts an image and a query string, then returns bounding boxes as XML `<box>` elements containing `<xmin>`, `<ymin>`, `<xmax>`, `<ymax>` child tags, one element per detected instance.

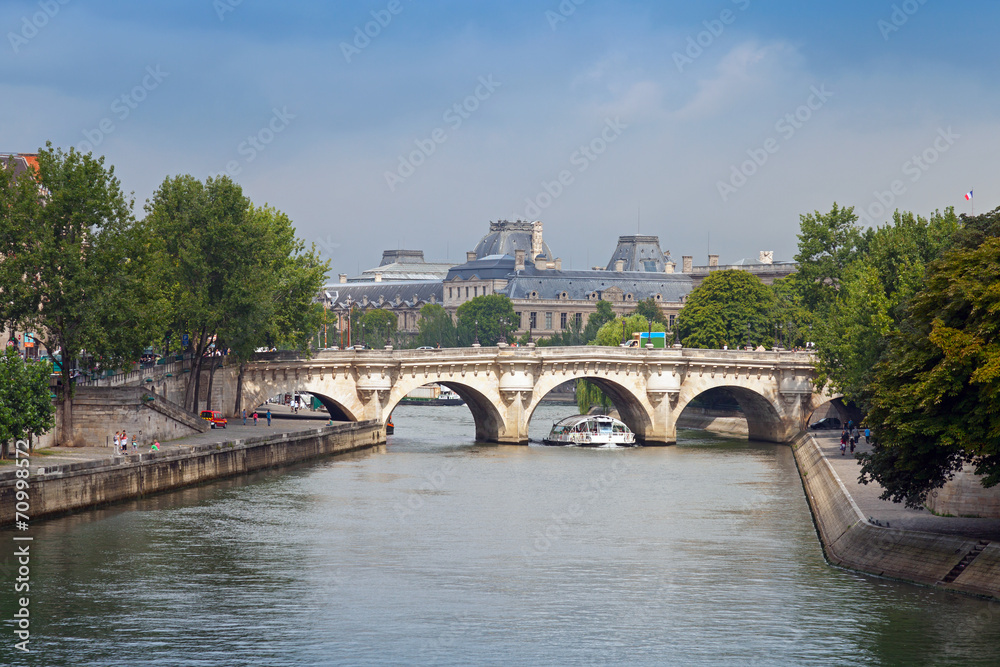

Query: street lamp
<box><xmin>474</xmin><ymin>318</ymin><xmax>480</xmax><ymax>346</ymax></box>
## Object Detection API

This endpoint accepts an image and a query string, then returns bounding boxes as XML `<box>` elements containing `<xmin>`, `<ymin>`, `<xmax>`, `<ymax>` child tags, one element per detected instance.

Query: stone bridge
<box><xmin>230</xmin><ymin>347</ymin><xmax>836</xmax><ymax>445</ymax></box>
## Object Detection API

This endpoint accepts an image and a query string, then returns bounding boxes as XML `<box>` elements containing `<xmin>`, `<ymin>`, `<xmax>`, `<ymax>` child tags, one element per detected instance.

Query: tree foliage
<box><xmin>593</xmin><ymin>313</ymin><xmax>666</xmax><ymax>347</ymax></box>
<box><xmin>358</xmin><ymin>309</ymin><xmax>398</xmax><ymax>348</ymax></box>
<box><xmin>859</xmin><ymin>208</ymin><xmax>1000</xmax><ymax>506</ymax></box>
<box><xmin>635</xmin><ymin>297</ymin><xmax>667</xmax><ymax>325</ymax></box>
<box><xmin>415</xmin><ymin>303</ymin><xmax>456</xmax><ymax>348</ymax></box>
<box><xmin>455</xmin><ymin>294</ymin><xmax>517</xmax><ymax>346</ymax></box>
<box><xmin>0</xmin><ymin>144</ymin><xmax>164</xmax><ymax>443</ymax></box>
<box><xmin>582</xmin><ymin>300</ymin><xmax>615</xmax><ymax>343</ymax></box>
<box><xmin>0</xmin><ymin>349</ymin><xmax>55</xmax><ymax>458</ymax></box>
<box><xmin>793</xmin><ymin>202</ymin><xmax>862</xmax><ymax>312</ymax></box>
<box><xmin>674</xmin><ymin>270</ymin><xmax>775</xmax><ymax>349</ymax></box>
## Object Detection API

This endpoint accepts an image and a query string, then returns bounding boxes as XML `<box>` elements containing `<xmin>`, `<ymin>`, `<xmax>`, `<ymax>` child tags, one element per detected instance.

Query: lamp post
<box><xmin>474</xmin><ymin>318</ymin><xmax>480</xmax><ymax>347</ymax></box>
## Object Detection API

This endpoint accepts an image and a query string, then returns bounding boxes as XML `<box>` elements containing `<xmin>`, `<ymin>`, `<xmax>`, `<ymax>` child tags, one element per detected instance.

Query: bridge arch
<box><xmin>239</xmin><ymin>376</ymin><xmax>363</xmax><ymax>423</ymax></box>
<box><xmin>525</xmin><ymin>373</ymin><xmax>653</xmax><ymax>442</ymax></box>
<box><xmin>384</xmin><ymin>378</ymin><xmax>507</xmax><ymax>443</ymax></box>
<box><xmin>675</xmin><ymin>385</ymin><xmax>785</xmax><ymax>442</ymax></box>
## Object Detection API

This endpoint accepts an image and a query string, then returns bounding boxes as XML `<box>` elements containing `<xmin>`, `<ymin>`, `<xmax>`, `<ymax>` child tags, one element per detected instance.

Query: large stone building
<box><xmin>321</xmin><ymin>219</ymin><xmax>795</xmax><ymax>344</ymax></box>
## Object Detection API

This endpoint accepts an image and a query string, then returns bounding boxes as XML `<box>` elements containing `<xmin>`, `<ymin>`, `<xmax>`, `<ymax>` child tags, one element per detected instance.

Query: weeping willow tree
<box><xmin>576</xmin><ymin>380</ymin><xmax>612</xmax><ymax>414</ymax></box>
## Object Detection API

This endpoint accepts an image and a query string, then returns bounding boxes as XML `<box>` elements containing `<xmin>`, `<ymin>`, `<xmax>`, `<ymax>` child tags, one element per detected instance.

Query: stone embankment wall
<box><xmin>793</xmin><ymin>433</ymin><xmax>999</xmax><ymax>600</ymax></box>
<box><xmin>0</xmin><ymin>421</ymin><xmax>384</xmax><ymax>526</ymax></box>
<box><xmin>72</xmin><ymin>386</ymin><xmax>210</xmax><ymax>447</ymax></box>
<box><xmin>675</xmin><ymin>407</ymin><xmax>749</xmax><ymax>437</ymax></box>
<box><xmin>925</xmin><ymin>464</ymin><xmax>1000</xmax><ymax>519</ymax></box>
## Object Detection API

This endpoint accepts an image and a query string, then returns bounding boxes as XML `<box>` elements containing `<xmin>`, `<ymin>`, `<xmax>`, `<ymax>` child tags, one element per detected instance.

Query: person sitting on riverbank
<box><xmin>150</xmin><ymin>441</ymin><xmax>160</xmax><ymax>452</ymax></box>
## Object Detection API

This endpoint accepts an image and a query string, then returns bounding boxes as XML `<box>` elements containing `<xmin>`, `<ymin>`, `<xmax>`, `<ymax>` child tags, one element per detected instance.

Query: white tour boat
<box><xmin>543</xmin><ymin>415</ymin><xmax>636</xmax><ymax>447</ymax></box>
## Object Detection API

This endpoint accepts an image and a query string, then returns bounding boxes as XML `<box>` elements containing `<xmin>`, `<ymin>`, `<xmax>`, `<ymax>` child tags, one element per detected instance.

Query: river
<box><xmin>3</xmin><ymin>403</ymin><xmax>998</xmax><ymax>666</ymax></box>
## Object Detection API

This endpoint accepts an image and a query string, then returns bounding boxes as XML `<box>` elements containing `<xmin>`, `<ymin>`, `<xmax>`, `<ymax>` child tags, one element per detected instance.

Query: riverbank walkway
<box><xmin>11</xmin><ymin>404</ymin><xmax>333</xmax><ymax>472</ymax></box>
<box><xmin>812</xmin><ymin>432</ymin><xmax>1000</xmax><ymax>542</ymax></box>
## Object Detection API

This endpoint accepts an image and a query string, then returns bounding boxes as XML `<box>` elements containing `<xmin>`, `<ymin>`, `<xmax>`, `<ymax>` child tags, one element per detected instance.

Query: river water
<box><xmin>3</xmin><ymin>404</ymin><xmax>999</xmax><ymax>666</ymax></box>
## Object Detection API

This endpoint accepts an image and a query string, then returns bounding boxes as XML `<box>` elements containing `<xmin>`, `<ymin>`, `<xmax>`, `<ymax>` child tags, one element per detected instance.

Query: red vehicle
<box><xmin>200</xmin><ymin>410</ymin><xmax>228</xmax><ymax>429</ymax></box>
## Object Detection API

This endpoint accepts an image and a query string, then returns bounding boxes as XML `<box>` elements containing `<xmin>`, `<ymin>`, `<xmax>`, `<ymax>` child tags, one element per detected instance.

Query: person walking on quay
<box><xmin>253</xmin><ymin>411</ymin><xmax>258</xmax><ymax>426</ymax></box>
<box><xmin>242</xmin><ymin>408</ymin><xmax>247</xmax><ymax>426</ymax></box>
<box><xmin>113</xmin><ymin>431</ymin><xmax>120</xmax><ymax>450</ymax></box>
<box><xmin>131</xmin><ymin>433</ymin><xmax>138</xmax><ymax>452</ymax></box>
<box><xmin>840</xmin><ymin>429</ymin><xmax>848</xmax><ymax>456</ymax></box>
<box><xmin>266</xmin><ymin>409</ymin><xmax>271</xmax><ymax>427</ymax></box>
<box><xmin>864</xmin><ymin>427</ymin><xmax>871</xmax><ymax>444</ymax></box>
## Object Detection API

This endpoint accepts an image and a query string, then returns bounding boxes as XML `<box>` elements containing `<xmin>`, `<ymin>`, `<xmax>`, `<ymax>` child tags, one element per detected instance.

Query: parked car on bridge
<box><xmin>809</xmin><ymin>417</ymin><xmax>841</xmax><ymax>430</ymax></box>
<box><xmin>200</xmin><ymin>410</ymin><xmax>227</xmax><ymax>429</ymax></box>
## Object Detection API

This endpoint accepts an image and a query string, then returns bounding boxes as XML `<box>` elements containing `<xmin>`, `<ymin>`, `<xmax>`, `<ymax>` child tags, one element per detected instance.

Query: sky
<box><xmin>3</xmin><ymin>0</ymin><xmax>998</xmax><ymax>275</ymax></box>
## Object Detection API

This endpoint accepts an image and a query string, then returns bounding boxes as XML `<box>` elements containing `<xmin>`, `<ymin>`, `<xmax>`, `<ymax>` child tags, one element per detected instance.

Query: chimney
<box><xmin>614</xmin><ymin>259</ymin><xmax>625</xmax><ymax>272</ymax></box>
<box><xmin>514</xmin><ymin>249</ymin><xmax>525</xmax><ymax>271</ymax></box>
<box><xmin>374</xmin><ymin>271</ymin><xmax>382</xmax><ymax>283</ymax></box>
<box><xmin>682</xmin><ymin>256</ymin><xmax>693</xmax><ymax>273</ymax></box>
<box><xmin>664</xmin><ymin>261</ymin><xmax>675</xmax><ymax>274</ymax></box>
<box><xmin>531</xmin><ymin>221</ymin><xmax>544</xmax><ymax>260</ymax></box>
<box><xmin>554</xmin><ymin>258</ymin><xmax>562</xmax><ymax>270</ymax></box>
<box><xmin>759</xmin><ymin>250</ymin><xmax>774</xmax><ymax>265</ymax></box>
<box><xmin>338</xmin><ymin>273</ymin><xmax>347</xmax><ymax>284</ymax></box>
<box><xmin>466</xmin><ymin>251</ymin><xmax>477</xmax><ymax>263</ymax></box>
<box><xmin>708</xmin><ymin>254</ymin><xmax>719</xmax><ymax>267</ymax></box>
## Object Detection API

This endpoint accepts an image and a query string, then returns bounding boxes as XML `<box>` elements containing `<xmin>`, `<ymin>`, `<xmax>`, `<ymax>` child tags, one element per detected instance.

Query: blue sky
<box><xmin>3</xmin><ymin>0</ymin><xmax>997</xmax><ymax>274</ymax></box>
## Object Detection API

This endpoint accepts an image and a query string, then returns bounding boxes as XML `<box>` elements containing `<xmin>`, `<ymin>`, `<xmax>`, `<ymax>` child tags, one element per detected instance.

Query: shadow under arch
<box><xmin>524</xmin><ymin>377</ymin><xmax>653</xmax><ymax>443</ymax></box>
<box><xmin>308</xmin><ymin>392</ymin><xmax>358</xmax><ymax>422</ymax></box>
<box><xmin>243</xmin><ymin>383</ymin><xmax>360</xmax><ymax>423</ymax></box>
<box><xmin>806</xmin><ymin>395</ymin><xmax>853</xmax><ymax>427</ymax></box>
<box><xmin>383</xmin><ymin>381</ymin><xmax>506</xmax><ymax>443</ymax></box>
<box><xmin>678</xmin><ymin>385</ymin><xmax>783</xmax><ymax>442</ymax></box>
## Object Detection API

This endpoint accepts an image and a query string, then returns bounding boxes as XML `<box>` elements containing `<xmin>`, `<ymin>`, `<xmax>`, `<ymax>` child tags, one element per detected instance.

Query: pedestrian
<box><xmin>865</xmin><ymin>427</ymin><xmax>871</xmax><ymax>444</ymax></box>
<box><xmin>253</xmin><ymin>411</ymin><xmax>258</xmax><ymax>426</ymax></box>
<box><xmin>849</xmin><ymin>438</ymin><xmax>856</xmax><ymax>454</ymax></box>
<box><xmin>131</xmin><ymin>433</ymin><xmax>137</xmax><ymax>452</ymax></box>
<box><xmin>242</xmin><ymin>408</ymin><xmax>247</xmax><ymax>426</ymax></box>
<box><xmin>840</xmin><ymin>439</ymin><xmax>847</xmax><ymax>456</ymax></box>
<box><xmin>120</xmin><ymin>430</ymin><xmax>127</xmax><ymax>455</ymax></box>
<box><xmin>150</xmin><ymin>441</ymin><xmax>160</xmax><ymax>452</ymax></box>
<box><xmin>113</xmin><ymin>431</ymin><xmax>120</xmax><ymax>450</ymax></box>
<box><xmin>266</xmin><ymin>409</ymin><xmax>271</xmax><ymax>427</ymax></box>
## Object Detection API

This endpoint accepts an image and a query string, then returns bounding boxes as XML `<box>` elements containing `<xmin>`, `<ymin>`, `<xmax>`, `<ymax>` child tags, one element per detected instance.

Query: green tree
<box><xmin>0</xmin><ymin>349</ymin><xmax>55</xmax><ymax>458</ymax></box>
<box><xmin>414</xmin><ymin>303</ymin><xmax>456</xmax><ymax>348</ymax></box>
<box><xmin>359</xmin><ymin>309</ymin><xmax>398</xmax><ymax>348</ymax></box>
<box><xmin>794</xmin><ymin>202</ymin><xmax>862</xmax><ymax>313</ymax></box>
<box><xmin>674</xmin><ymin>270</ymin><xmax>775</xmax><ymax>349</ymax></box>
<box><xmin>635</xmin><ymin>297</ymin><xmax>667</xmax><ymax>326</ymax></box>
<box><xmin>456</xmin><ymin>294</ymin><xmax>517</xmax><ymax>346</ymax></box>
<box><xmin>859</xmin><ymin>209</ymin><xmax>1000</xmax><ymax>506</ymax></box>
<box><xmin>582</xmin><ymin>300</ymin><xmax>615</xmax><ymax>343</ymax></box>
<box><xmin>0</xmin><ymin>144</ymin><xmax>164</xmax><ymax>444</ymax></box>
<box><xmin>593</xmin><ymin>313</ymin><xmax>666</xmax><ymax>347</ymax></box>
<box><xmin>576</xmin><ymin>380</ymin><xmax>612</xmax><ymax>414</ymax></box>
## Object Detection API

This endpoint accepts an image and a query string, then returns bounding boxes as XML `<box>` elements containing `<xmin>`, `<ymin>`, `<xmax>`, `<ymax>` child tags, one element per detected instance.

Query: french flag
<box><xmin>965</xmin><ymin>190</ymin><xmax>973</xmax><ymax>201</ymax></box>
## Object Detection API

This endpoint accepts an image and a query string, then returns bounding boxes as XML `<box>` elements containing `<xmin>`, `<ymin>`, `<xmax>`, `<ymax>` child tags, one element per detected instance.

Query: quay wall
<box><xmin>0</xmin><ymin>421</ymin><xmax>384</xmax><ymax>526</ymax></box>
<box><xmin>792</xmin><ymin>433</ymin><xmax>999</xmax><ymax>600</ymax></box>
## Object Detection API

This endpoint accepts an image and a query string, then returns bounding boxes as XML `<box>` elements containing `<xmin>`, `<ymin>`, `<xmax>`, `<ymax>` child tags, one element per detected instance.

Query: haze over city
<box><xmin>3</xmin><ymin>0</ymin><xmax>996</xmax><ymax>272</ymax></box>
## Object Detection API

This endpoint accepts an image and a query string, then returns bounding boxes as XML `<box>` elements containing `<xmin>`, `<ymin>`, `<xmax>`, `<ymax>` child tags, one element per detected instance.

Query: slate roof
<box><xmin>352</xmin><ymin>261</ymin><xmax>453</xmax><ymax>282</ymax></box>
<box><xmin>473</xmin><ymin>220</ymin><xmax>553</xmax><ymax>261</ymax></box>
<box><xmin>605</xmin><ymin>235</ymin><xmax>671</xmax><ymax>272</ymax></box>
<box><xmin>445</xmin><ymin>254</ymin><xmax>519</xmax><ymax>281</ymax></box>
<box><xmin>503</xmin><ymin>268</ymin><xmax>693</xmax><ymax>302</ymax></box>
<box><xmin>325</xmin><ymin>281</ymin><xmax>443</xmax><ymax>309</ymax></box>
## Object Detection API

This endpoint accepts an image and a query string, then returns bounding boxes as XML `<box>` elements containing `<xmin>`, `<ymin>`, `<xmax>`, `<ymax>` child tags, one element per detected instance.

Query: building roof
<box><xmin>0</xmin><ymin>153</ymin><xmax>39</xmax><ymax>178</ymax></box>
<box><xmin>504</xmin><ymin>267</ymin><xmax>693</xmax><ymax>303</ymax></box>
<box><xmin>445</xmin><ymin>254</ymin><xmax>520</xmax><ymax>281</ymax></box>
<box><xmin>353</xmin><ymin>261</ymin><xmax>454</xmax><ymax>282</ymax></box>
<box><xmin>324</xmin><ymin>281</ymin><xmax>443</xmax><ymax>310</ymax></box>
<box><xmin>605</xmin><ymin>235</ymin><xmax>671</xmax><ymax>272</ymax></box>
<box><xmin>473</xmin><ymin>219</ymin><xmax>553</xmax><ymax>261</ymax></box>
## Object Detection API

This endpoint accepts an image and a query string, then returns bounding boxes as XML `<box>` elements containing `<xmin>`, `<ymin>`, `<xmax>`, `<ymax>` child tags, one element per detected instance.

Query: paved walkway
<box><xmin>812</xmin><ymin>431</ymin><xmax>1000</xmax><ymax>541</ymax></box>
<box><xmin>22</xmin><ymin>407</ymin><xmax>335</xmax><ymax>471</ymax></box>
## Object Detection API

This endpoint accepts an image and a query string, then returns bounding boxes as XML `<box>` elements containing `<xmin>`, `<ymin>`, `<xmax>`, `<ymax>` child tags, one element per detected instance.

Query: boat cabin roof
<box><xmin>552</xmin><ymin>415</ymin><xmax>625</xmax><ymax>428</ymax></box>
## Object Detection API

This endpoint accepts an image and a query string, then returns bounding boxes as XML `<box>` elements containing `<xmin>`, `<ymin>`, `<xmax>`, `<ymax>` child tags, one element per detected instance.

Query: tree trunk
<box><xmin>205</xmin><ymin>359</ymin><xmax>217</xmax><ymax>410</ymax></box>
<box><xmin>233</xmin><ymin>362</ymin><xmax>246</xmax><ymax>418</ymax></box>
<box><xmin>61</xmin><ymin>372</ymin><xmax>75</xmax><ymax>446</ymax></box>
<box><xmin>183</xmin><ymin>328</ymin><xmax>208</xmax><ymax>413</ymax></box>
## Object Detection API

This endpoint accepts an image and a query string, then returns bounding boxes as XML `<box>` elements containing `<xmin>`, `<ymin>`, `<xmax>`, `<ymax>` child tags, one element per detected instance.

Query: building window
<box><xmin>545</xmin><ymin>312</ymin><xmax>552</xmax><ymax>330</ymax></box>
<box><xmin>530</xmin><ymin>312</ymin><xmax>537</xmax><ymax>329</ymax></box>
<box><xmin>669</xmin><ymin>314</ymin><xmax>675</xmax><ymax>328</ymax></box>
<box><xmin>560</xmin><ymin>312</ymin><xmax>567</xmax><ymax>329</ymax></box>
<box><xmin>575</xmin><ymin>313</ymin><xmax>583</xmax><ymax>327</ymax></box>
<box><xmin>465</xmin><ymin>287</ymin><xmax>469</xmax><ymax>298</ymax></box>
<box><xmin>515</xmin><ymin>312</ymin><xmax>522</xmax><ymax>328</ymax></box>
